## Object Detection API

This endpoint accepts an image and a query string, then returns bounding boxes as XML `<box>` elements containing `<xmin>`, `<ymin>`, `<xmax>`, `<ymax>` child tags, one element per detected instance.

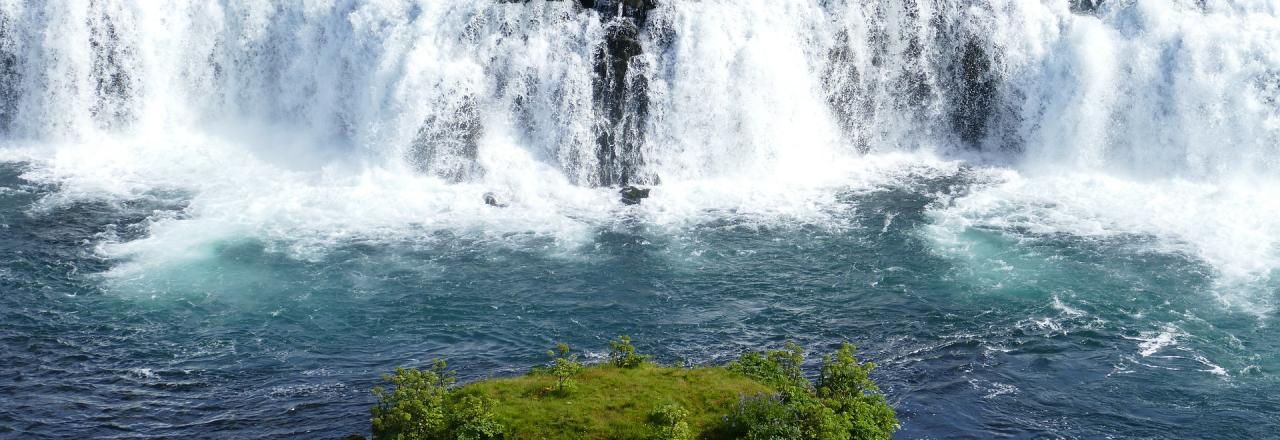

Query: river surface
<box><xmin>3</xmin><ymin>1</ymin><xmax>1280</xmax><ymax>438</ymax></box>
<box><xmin>2</xmin><ymin>159</ymin><xmax>1276</xmax><ymax>439</ymax></box>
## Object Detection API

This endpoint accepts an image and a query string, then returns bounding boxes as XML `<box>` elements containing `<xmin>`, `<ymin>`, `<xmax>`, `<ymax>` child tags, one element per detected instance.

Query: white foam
<box><xmin>3</xmin><ymin>127</ymin><xmax>957</xmax><ymax>284</ymax></box>
<box><xmin>127</xmin><ymin>367</ymin><xmax>157</xmax><ymax>379</ymax></box>
<box><xmin>1191</xmin><ymin>353</ymin><xmax>1229</xmax><ymax>377</ymax></box>
<box><xmin>970</xmin><ymin>379</ymin><xmax>1019</xmax><ymax>400</ymax></box>
<box><xmin>0</xmin><ymin>0</ymin><xmax>1275</xmax><ymax>308</ymax></box>
<box><xmin>1051</xmin><ymin>295</ymin><xmax>1085</xmax><ymax>318</ymax></box>
<box><xmin>927</xmin><ymin>170</ymin><xmax>1280</xmax><ymax>315</ymax></box>
<box><xmin>1133</xmin><ymin>324</ymin><xmax>1186</xmax><ymax>357</ymax></box>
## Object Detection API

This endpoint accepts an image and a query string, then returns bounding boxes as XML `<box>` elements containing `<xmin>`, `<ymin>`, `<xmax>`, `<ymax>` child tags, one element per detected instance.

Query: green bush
<box><xmin>647</xmin><ymin>403</ymin><xmax>693</xmax><ymax>440</ymax></box>
<box><xmin>723</xmin><ymin>395</ymin><xmax>803</xmax><ymax>440</ymax></box>
<box><xmin>723</xmin><ymin>342</ymin><xmax>899</xmax><ymax>440</ymax></box>
<box><xmin>449</xmin><ymin>394</ymin><xmax>504</xmax><ymax>440</ymax></box>
<box><xmin>816</xmin><ymin>344</ymin><xmax>899</xmax><ymax>440</ymax></box>
<box><xmin>370</xmin><ymin>361</ymin><xmax>504</xmax><ymax>440</ymax></box>
<box><xmin>546</xmin><ymin>342</ymin><xmax>583</xmax><ymax>395</ymax></box>
<box><xmin>609</xmin><ymin>335</ymin><xmax>650</xmax><ymax>369</ymax></box>
<box><xmin>726</xmin><ymin>341</ymin><xmax>810</xmax><ymax>393</ymax></box>
<box><xmin>371</xmin><ymin>361</ymin><xmax>454</xmax><ymax>439</ymax></box>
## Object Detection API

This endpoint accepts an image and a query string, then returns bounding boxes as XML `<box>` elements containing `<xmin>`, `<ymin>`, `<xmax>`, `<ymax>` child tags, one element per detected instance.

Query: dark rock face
<box><xmin>952</xmin><ymin>39</ymin><xmax>996</xmax><ymax>148</ymax></box>
<box><xmin>589</xmin><ymin>0</ymin><xmax>660</xmax><ymax>187</ymax></box>
<box><xmin>0</xmin><ymin>15</ymin><xmax>21</xmax><ymax>134</ymax></box>
<box><xmin>409</xmin><ymin>97</ymin><xmax>485</xmax><ymax>182</ymax></box>
<box><xmin>593</xmin><ymin>18</ymin><xmax>650</xmax><ymax>187</ymax></box>
<box><xmin>613</xmin><ymin>0</ymin><xmax>659</xmax><ymax>27</ymax></box>
<box><xmin>87</xmin><ymin>4</ymin><xmax>134</xmax><ymax>128</ymax></box>
<box><xmin>619</xmin><ymin>185</ymin><xmax>649</xmax><ymax>205</ymax></box>
<box><xmin>822</xmin><ymin>31</ymin><xmax>869</xmax><ymax>153</ymax></box>
<box><xmin>896</xmin><ymin>1</ymin><xmax>933</xmax><ymax>111</ymax></box>
<box><xmin>447</xmin><ymin>0</ymin><xmax>661</xmax><ymax>188</ymax></box>
<box><xmin>1069</xmin><ymin>0</ymin><xmax>1103</xmax><ymax>14</ymax></box>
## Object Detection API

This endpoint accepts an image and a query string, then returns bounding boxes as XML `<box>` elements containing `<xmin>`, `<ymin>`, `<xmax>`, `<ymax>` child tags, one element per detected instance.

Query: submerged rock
<box><xmin>483</xmin><ymin>192</ymin><xmax>508</xmax><ymax>208</ymax></box>
<box><xmin>619</xmin><ymin>186</ymin><xmax>649</xmax><ymax>205</ymax></box>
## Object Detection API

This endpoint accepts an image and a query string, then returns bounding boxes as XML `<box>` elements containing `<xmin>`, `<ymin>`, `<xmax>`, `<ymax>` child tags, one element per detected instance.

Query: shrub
<box><xmin>722</xmin><ymin>342</ymin><xmax>899</xmax><ymax>440</ymax></box>
<box><xmin>647</xmin><ymin>403</ymin><xmax>693</xmax><ymax>440</ymax></box>
<box><xmin>546</xmin><ymin>342</ymin><xmax>583</xmax><ymax>395</ymax></box>
<box><xmin>609</xmin><ymin>335</ymin><xmax>650</xmax><ymax>369</ymax></box>
<box><xmin>727</xmin><ymin>341</ymin><xmax>809</xmax><ymax>394</ymax></box>
<box><xmin>790</xmin><ymin>395</ymin><xmax>853</xmax><ymax>440</ymax></box>
<box><xmin>449</xmin><ymin>394</ymin><xmax>504</xmax><ymax>440</ymax></box>
<box><xmin>370</xmin><ymin>361</ymin><xmax>504</xmax><ymax>440</ymax></box>
<box><xmin>371</xmin><ymin>361</ymin><xmax>454</xmax><ymax>440</ymax></box>
<box><xmin>817</xmin><ymin>343</ymin><xmax>898</xmax><ymax>440</ymax></box>
<box><xmin>722</xmin><ymin>395</ymin><xmax>803</xmax><ymax>440</ymax></box>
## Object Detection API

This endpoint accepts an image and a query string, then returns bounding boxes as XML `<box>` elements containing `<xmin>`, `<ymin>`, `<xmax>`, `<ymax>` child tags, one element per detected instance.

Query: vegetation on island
<box><xmin>368</xmin><ymin>336</ymin><xmax>898</xmax><ymax>439</ymax></box>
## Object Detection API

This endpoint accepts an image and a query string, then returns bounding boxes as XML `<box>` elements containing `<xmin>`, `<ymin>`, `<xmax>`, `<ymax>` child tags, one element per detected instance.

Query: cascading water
<box><xmin>1</xmin><ymin>0</ymin><xmax>1278</xmax><ymax>438</ymax></box>
<box><xmin>2</xmin><ymin>1</ymin><xmax>1275</xmax><ymax>179</ymax></box>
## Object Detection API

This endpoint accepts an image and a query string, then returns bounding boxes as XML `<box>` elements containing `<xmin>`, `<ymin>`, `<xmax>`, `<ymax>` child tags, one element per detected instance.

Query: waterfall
<box><xmin>0</xmin><ymin>0</ymin><xmax>1276</xmax><ymax>288</ymax></box>
<box><xmin>0</xmin><ymin>0</ymin><xmax>1274</xmax><ymax>184</ymax></box>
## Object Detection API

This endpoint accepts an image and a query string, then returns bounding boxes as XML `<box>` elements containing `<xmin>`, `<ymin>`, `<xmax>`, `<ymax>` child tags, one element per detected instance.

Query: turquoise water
<box><xmin>3</xmin><ymin>1</ymin><xmax>1279</xmax><ymax>438</ymax></box>
<box><xmin>2</xmin><ymin>161</ymin><xmax>1276</xmax><ymax>438</ymax></box>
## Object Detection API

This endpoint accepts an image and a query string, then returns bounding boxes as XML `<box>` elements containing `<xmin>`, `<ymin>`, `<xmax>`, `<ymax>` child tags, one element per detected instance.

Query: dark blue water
<box><xmin>1</xmin><ymin>161</ymin><xmax>1276</xmax><ymax>439</ymax></box>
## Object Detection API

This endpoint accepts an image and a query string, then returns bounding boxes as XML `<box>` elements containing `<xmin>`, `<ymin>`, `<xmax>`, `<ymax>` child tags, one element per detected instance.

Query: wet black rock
<box><xmin>612</xmin><ymin>0</ymin><xmax>658</xmax><ymax>26</ymax></box>
<box><xmin>483</xmin><ymin>192</ymin><xmax>508</xmax><ymax>208</ymax></box>
<box><xmin>495</xmin><ymin>0</ymin><xmax>661</xmax><ymax>187</ymax></box>
<box><xmin>952</xmin><ymin>39</ymin><xmax>996</xmax><ymax>148</ymax></box>
<box><xmin>619</xmin><ymin>186</ymin><xmax>650</xmax><ymax>205</ymax></box>
<box><xmin>1069</xmin><ymin>0</ymin><xmax>1102</xmax><ymax>14</ymax></box>
<box><xmin>593</xmin><ymin>17</ymin><xmax>651</xmax><ymax>187</ymax></box>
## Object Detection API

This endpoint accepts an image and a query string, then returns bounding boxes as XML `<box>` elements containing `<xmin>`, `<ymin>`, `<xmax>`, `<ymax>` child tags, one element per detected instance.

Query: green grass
<box><xmin>459</xmin><ymin>364</ymin><xmax>773</xmax><ymax>439</ymax></box>
<box><xmin>369</xmin><ymin>340</ymin><xmax>897</xmax><ymax>440</ymax></box>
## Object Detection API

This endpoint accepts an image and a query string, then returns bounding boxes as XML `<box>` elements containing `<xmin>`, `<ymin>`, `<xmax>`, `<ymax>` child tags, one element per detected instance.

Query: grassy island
<box><xmin>467</xmin><ymin>364</ymin><xmax>772</xmax><ymax>438</ymax></box>
<box><xmin>367</xmin><ymin>337</ymin><xmax>898</xmax><ymax>440</ymax></box>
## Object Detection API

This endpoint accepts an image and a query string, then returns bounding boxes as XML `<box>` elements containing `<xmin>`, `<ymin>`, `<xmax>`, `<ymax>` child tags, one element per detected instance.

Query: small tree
<box><xmin>723</xmin><ymin>342</ymin><xmax>898</xmax><ymax>440</ymax></box>
<box><xmin>371</xmin><ymin>361</ymin><xmax>455</xmax><ymax>440</ymax></box>
<box><xmin>371</xmin><ymin>362</ymin><xmax>505</xmax><ymax>440</ymax></box>
<box><xmin>817</xmin><ymin>343</ymin><xmax>898</xmax><ymax>440</ymax></box>
<box><xmin>609</xmin><ymin>335</ymin><xmax>650</xmax><ymax>368</ymax></box>
<box><xmin>547</xmin><ymin>342</ymin><xmax>583</xmax><ymax>395</ymax></box>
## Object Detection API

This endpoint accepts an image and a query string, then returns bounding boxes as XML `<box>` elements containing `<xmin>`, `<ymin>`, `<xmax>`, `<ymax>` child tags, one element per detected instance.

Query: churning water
<box><xmin>1</xmin><ymin>0</ymin><xmax>1278</xmax><ymax>438</ymax></box>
